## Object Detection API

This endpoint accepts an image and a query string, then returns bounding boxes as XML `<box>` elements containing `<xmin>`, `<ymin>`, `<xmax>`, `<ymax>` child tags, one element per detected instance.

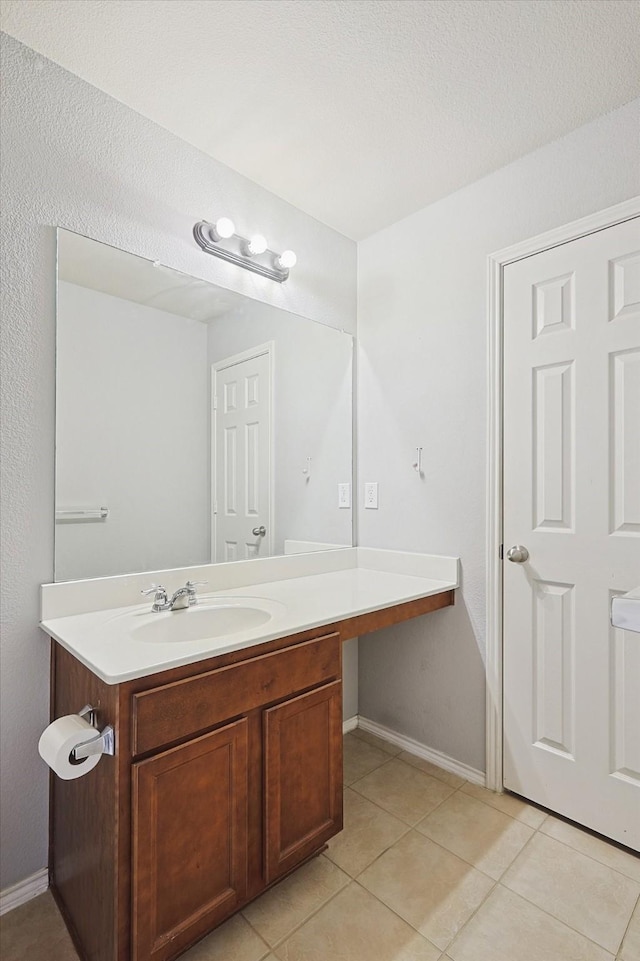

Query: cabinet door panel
<box><xmin>132</xmin><ymin>719</ymin><xmax>248</xmax><ymax>961</ymax></box>
<box><xmin>264</xmin><ymin>681</ymin><xmax>342</xmax><ymax>883</ymax></box>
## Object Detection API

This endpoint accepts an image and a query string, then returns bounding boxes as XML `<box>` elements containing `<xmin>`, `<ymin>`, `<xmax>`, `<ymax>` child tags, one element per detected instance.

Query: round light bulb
<box><xmin>214</xmin><ymin>217</ymin><xmax>235</xmax><ymax>239</ymax></box>
<box><xmin>277</xmin><ymin>250</ymin><xmax>297</xmax><ymax>270</ymax></box>
<box><xmin>247</xmin><ymin>234</ymin><xmax>268</xmax><ymax>255</ymax></box>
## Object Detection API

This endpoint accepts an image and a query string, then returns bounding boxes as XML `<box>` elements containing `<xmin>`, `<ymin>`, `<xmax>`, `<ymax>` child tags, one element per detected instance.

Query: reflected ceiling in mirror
<box><xmin>55</xmin><ymin>229</ymin><xmax>353</xmax><ymax>582</ymax></box>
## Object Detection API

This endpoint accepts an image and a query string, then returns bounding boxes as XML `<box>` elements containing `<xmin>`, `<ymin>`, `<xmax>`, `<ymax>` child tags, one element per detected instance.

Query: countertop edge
<box><xmin>42</xmin><ymin>575</ymin><xmax>457</xmax><ymax>685</ymax></box>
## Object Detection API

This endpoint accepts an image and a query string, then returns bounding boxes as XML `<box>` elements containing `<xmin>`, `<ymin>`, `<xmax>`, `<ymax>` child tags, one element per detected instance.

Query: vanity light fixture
<box><xmin>211</xmin><ymin>217</ymin><xmax>235</xmax><ymax>240</ymax></box>
<box><xmin>193</xmin><ymin>218</ymin><xmax>297</xmax><ymax>282</ymax></box>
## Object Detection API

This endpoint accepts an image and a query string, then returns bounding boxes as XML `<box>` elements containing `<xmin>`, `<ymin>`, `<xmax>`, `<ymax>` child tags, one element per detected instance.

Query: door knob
<box><xmin>506</xmin><ymin>545</ymin><xmax>529</xmax><ymax>563</ymax></box>
<box><xmin>252</xmin><ymin>526</ymin><xmax>266</xmax><ymax>536</ymax></box>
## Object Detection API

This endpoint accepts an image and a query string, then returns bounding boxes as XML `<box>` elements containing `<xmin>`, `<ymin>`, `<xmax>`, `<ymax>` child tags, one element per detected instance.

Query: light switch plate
<box><xmin>338</xmin><ymin>483</ymin><xmax>351</xmax><ymax>509</ymax></box>
<box><xmin>364</xmin><ymin>482</ymin><xmax>378</xmax><ymax>509</ymax></box>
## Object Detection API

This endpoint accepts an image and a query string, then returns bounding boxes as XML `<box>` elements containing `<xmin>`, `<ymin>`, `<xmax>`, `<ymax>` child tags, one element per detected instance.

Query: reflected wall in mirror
<box><xmin>55</xmin><ymin>229</ymin><xmax>353</xmax><ymax>581</ymax></box>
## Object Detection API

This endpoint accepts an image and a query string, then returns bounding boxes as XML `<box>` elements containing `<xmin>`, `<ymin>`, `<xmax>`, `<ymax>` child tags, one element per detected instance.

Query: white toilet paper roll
<box><xmin>38</xmin><ymin>714</ymin><xmax>102</xmax><ymax>780</ymax></box>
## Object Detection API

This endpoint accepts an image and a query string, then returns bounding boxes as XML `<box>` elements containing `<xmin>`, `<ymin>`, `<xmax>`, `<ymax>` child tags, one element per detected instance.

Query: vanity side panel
<box><xmin>50</xmin><ymin>643</ymin><xmax>121</xmax><ymax>961</ymax></box>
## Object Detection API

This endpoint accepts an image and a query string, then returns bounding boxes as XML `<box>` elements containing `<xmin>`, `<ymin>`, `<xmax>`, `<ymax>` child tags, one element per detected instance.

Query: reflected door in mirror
<box><xmin>213</xmin><ymin>345</ymin><xmax>273</xmax><ymax>561</ymax></box>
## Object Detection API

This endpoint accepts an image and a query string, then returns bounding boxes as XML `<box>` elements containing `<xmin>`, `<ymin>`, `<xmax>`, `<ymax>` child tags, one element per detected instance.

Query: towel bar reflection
<box><xmin>55</xmin><ymin>507</ymin><xmax>110</xmax><ymax>521</ymax></box>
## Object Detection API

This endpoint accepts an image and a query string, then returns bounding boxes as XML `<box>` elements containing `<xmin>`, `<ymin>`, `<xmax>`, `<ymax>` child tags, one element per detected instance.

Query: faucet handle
<box><xmin>141</xmin><ymin>584</ymin><xmax>167</xmax><ymax>599</ymax></box>
<box><xmin>185</xmin><ymin>580</ymin><xmax>207</xmax><ymax>605</ymax></box>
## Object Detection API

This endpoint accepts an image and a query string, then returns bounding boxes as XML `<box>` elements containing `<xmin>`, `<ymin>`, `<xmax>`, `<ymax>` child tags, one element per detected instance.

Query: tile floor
<box><xmin>1</xmin><ymin>730</ymin><xmax>639</xmax><ymax>961</ymax></box>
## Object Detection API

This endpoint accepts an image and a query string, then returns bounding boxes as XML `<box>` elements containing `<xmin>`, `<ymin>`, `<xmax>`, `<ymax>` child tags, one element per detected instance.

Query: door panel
<box><xmin>503</xmin><ymin>215</ymin><xmax>640</xmax><ymax>850</ymax></box>
<box><xmin>213</xmin><ymin>347</ymin><xmax>272</xmax><ymax>561</ymax></box>
<box><xmin>132</xmin><ymin>719</ymin><xmax>248</xmax><ymax>961</ymax></box>
<box><xmin>264</xmin><ymin>681</ymin><xmax>343</xmax><ymax>883</ymax></box>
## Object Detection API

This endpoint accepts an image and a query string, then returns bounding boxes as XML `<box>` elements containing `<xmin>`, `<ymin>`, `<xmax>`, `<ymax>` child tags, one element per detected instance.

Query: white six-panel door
<box><xmin>503</xmin><ymin>217</ymin><xmax>640</xmax><ymax>849</ymax></box>
<box><xmin>212</xmin><ymin>345</ymin><xmax>272</xmax><ymax>562</ymax></box>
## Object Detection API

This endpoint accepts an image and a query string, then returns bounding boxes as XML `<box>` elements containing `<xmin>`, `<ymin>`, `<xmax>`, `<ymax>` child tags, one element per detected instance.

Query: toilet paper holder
<box><xmin>73</xmin><ymin>704</ymin><xmax>115</xmax><ymax>761</ymax></box>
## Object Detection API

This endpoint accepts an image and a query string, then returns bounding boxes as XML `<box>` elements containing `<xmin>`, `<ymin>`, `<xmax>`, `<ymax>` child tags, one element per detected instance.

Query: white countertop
<box><xmin>41</xmin><ymin>549</ymin><xmax>459</xmax><ymax>684</ymax></box>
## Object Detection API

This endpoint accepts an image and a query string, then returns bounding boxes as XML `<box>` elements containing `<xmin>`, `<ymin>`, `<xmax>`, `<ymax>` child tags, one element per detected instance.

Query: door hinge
<box><xmin>499</xmin><ymin>544</ymin><xmax>504</xmax><ymax>560</ymax></box>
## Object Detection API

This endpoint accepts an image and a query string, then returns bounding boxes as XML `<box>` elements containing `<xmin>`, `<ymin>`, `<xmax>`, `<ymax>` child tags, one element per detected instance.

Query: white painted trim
<box><xmin>485</xmin><ymin>195</ymin><xmax>640</xmax><ymax>794</ymax></box>
<box><xmin>357</xmin><ymin>716</ymin><xmax>485</xmax><ymax>785</ymax></box>
<box><xmin>342</xmin><ymin>715</ymin><xmax>359</xmax><ymax>734</ymax></box>
<box><xmin>0</xmin><ymin>869</ymin><xmax>48</xmax><ymax>916</ymax></box>
<box><xmin>489</xmin><ymin>196</ymin><xmax>640</xmax><ymax>266</ymax></box>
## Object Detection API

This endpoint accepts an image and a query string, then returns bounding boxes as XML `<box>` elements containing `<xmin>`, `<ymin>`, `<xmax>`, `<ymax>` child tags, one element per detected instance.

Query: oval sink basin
<box><xmin>129</xmin><ymin>598</ymin><xmax>284</xmax><ymax>645</ymax></box>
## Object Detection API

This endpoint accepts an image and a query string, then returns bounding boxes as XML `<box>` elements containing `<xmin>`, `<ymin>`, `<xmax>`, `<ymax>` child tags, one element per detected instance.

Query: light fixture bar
<box><xmin>192</xmin><ymin>221</ymin><xmax>294</xmax><ymax>283</ymax></box>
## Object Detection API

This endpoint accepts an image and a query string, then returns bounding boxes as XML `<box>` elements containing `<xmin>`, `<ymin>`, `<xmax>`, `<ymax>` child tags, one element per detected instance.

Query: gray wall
<box><xmin>56</xmin><ymin>281</ymin><xmax>210</xmax><ymax>580</ymax></box>
<box><xmin>0</xmin><ymin>33</ymin><xmax>356</xmax><ymax>891</ymax></box>
<box><xmin>357</xmin><ymin>98</ymin><xmax>640</xmax><ymax>772</ymax></box>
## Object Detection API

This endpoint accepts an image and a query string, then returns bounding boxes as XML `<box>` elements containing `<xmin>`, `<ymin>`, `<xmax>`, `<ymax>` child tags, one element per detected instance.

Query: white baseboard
<box><xmin>0</xmin><ymin>868</ymin><xmax>49</xmax><ymax>916</ymax></box>
<box><xmin>357</xmin><ymin>716</ymin><xmax>485</xmax><ymax>786</ymax></box>
<box><xmin>342</xmin><ymin>715</ymin><xmax>359</xmax><ymax>734</ymax></box>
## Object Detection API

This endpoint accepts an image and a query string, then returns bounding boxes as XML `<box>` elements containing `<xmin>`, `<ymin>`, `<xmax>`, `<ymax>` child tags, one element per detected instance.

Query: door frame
<box><xmin>485</xmin><ymin>196</ymin><xmax>640</xmax><ymax>793</ymax></box>
<box><xmin>211</xmin><ymin>341</ymin><xmax>275</xmax><ymax>562</ymax></box>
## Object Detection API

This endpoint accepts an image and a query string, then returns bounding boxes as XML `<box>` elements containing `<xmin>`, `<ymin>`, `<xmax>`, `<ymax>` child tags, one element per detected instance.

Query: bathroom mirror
<box><xmin>54</xmin><ymin>229</ymin><xmax>353</xmax><ymax>581</ymax></box>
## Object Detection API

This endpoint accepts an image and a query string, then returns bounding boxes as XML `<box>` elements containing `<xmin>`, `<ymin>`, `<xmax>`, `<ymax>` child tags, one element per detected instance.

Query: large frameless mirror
<box><xmin>54</xmin><ymin>229</ymin><xmax>353</xmax><ymax>581</ymax></box>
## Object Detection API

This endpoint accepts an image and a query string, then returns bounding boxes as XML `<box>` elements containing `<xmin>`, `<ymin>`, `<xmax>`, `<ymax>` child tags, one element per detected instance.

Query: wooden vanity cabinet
<box><xmin>128</xmin><ymin>631</ymin><xmax>343</xmax><ymax>961</ymax></box>
<box><xmin>50</xmin><ymin>628</ymin><xmax>344</xmax><ymax>961</ymax></box>
<box><xmin>49</xmin><ymin>588</ymin><xmax>454</xmax><ymax>961</ymax></box>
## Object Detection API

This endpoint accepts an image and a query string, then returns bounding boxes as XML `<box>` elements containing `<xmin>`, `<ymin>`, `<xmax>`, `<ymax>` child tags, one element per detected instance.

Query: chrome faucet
<box><xmin>141</xmin><ymin>580</ymin><xmax>207</xmax><ymax>613</ymax></box>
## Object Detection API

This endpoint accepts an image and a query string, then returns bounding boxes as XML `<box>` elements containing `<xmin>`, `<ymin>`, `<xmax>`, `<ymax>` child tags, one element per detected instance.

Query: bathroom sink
<box><xmin>125</xmin><ymin>597</ymin><xmax>285</xmax><ymax>645</ymax></box>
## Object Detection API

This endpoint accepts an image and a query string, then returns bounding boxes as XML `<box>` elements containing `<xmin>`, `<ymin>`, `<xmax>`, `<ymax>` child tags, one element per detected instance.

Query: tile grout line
<box><xmin>534</xmin><ymin>823</ymin><xmax>640</xmax><ymax>885</ymax></box>
<box><xmin>496</xmin><ymin>821</ymin><xmax>635</xmax><ymax>956</ymax></box>
<box><xmin>351</xmin><ymin>827</ymin><xmax>500</xmax><ymax>956</ymax></box>
<box><xmin>613</xmin><ymin>888</ymin><xmax>639</xmax><ymax>959</ymax></box>
<box><xmin>343</xmin><ymin>750</ymin><xmax>396</xmax><ymax>788</ymax></box>
<box><xmin>240</xmin><ymin>856</ymin><xmax>353</xmax><ymax>955</ymax></box>
<box><xmin>350</xmin><ymin>875</ymin><xmax>445</xmax><ymax>957</ymax></box>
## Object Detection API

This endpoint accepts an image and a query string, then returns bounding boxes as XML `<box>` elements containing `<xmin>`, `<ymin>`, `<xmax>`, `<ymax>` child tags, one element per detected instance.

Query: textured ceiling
<box><xmin>2</xmin><ymin>0</ymin><xmax>639</xmax><ymax>239</ymax></box>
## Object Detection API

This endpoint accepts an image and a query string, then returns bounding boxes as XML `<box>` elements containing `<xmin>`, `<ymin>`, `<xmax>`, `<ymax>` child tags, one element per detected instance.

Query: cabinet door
<box><xmin>264</xmin><ymin>681</ymin><xmax>342</xmax><ymax>883</ymax></box>
<box><xmin>132</xmin><ymin>719</ymin><xmax>248</xmax><ymax>961</ymax></box>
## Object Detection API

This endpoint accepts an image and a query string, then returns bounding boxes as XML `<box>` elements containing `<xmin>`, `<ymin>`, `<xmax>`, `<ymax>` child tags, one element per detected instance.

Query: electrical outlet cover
<box><xmin>338</xmin><ymin>483</ymin><xmax>351</xmax><ymax>508</ymax></box>
<box><xmin>364</xmin><ymin>482</ymin><xmax>378</xmax><ymax>509</ymax></box>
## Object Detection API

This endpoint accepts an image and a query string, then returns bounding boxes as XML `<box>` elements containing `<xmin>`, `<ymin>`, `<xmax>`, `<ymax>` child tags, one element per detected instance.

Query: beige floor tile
<box><xmin>416</xmin><ymin>791</ymin><xmax>533</xmax><ymax>880</ymax></box>
<box><xmin>618</xmin><ymin>895</ymin><xmax>640</xmax><ymax>961</ymax></box>
<box><xmin>359</xmin><ymin>830</ymin><xmax>494</xmax><ymax>950</ymax></box>
<box><xmin>352</xmin><ymin>758</ymin><xmax>456</xmax><ymax>825</ymax></box>
<box><xmin>447</xmin><ymin>885</ymin><xmax>614</xmax><ymax>961</ymax></box>
<box><xmin>344</xmin><ymin>732</ymin><xmax>392</xmax><ymax>785</ymax></box>
<box><xmin>352</xmin><ymin>728</ymin><xmax>403</xmax><ymax>755</ymax></box>
<box><xmin>398</xmin><ymin>752</ymin><xmax>466</xmax><ymax>788</ymax></box>
<box><xmin>242</xmin><ymin>854</ymin><xmax>349</xmax><ymax>947</ymax></box>
<box><xmin>274</xmin><ymin>881</ymin><xmax>441</xmax><ymax>961</ymax></box>
<box><xmin>460</xmin><ymin>782</ymin><xmax>546</xmax><ymax>828</ymax></box>
<box><xmin>182</xmin><ymin>913</ymin><xmax>270</xmax><ymax>961</ymax></box>
<box><xmin>540</xmin><ymin>815</ymin><xmax>640</xmax><ymax>883</ymax></box>
<box><xmin>502</xmin><ymin>832</ymin><xmax>639</xmax><ymax>954</ymax></box>
<box><xmin>0</xmin><ymin>892</ymin><xmax>79</xmax><ymax>961</ymax></box>
<box><xmin>325</xmin><ymin>788</ymin><xmax>409</xmax><ymax>877</ymax></box>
